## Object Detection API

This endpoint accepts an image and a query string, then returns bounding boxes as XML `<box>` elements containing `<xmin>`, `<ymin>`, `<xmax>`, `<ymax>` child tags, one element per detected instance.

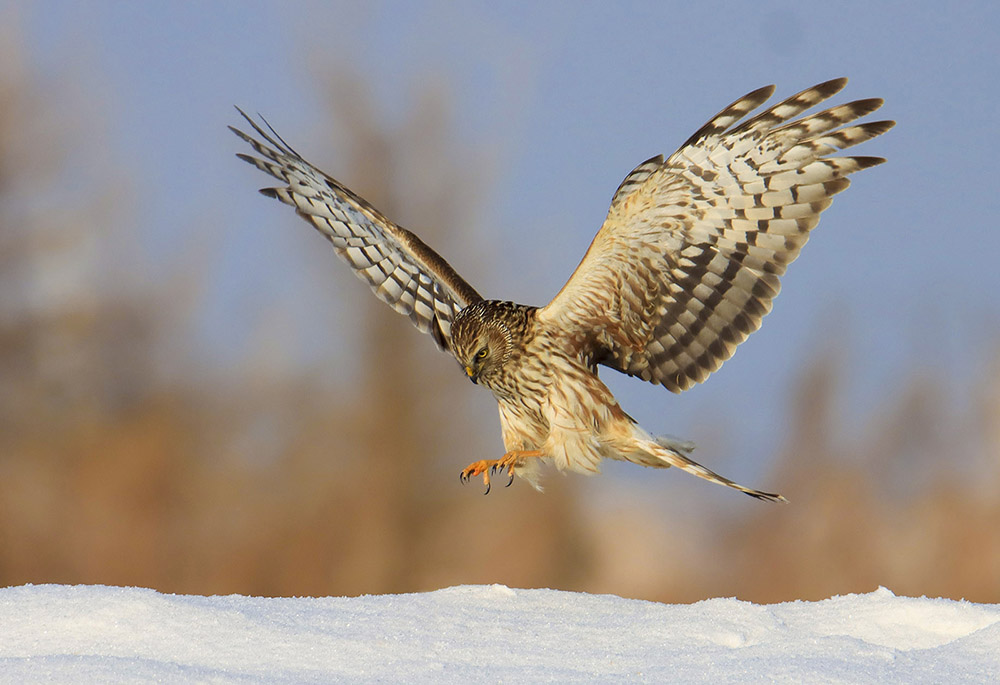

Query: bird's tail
<box><xmin>633</xmin><ymin>430</ymin><xmax>787</xmax><ymax>503</ymax></box>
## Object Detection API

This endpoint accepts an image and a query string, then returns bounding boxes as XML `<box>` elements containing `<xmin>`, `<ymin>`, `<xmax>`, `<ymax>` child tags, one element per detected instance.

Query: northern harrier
<box><xmin>231</xmin><ymin>78</ymin><xmax>892</xmax><ymax>501</ymax></box>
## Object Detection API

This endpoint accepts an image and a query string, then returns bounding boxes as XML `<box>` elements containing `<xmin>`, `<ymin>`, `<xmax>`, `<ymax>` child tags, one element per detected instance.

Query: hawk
<box><xmin>231</xmin><ymin>78</ymin><xmax>892</xmax><ymax>501</ymax></box>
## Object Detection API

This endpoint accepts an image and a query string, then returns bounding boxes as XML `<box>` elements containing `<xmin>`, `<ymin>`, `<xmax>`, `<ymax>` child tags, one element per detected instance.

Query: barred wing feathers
<box><xmin>231</xmin><ymin>110</ymin><xmax>483</xmax><ymax>352</ymax></box>
<box><xmin>540</xmin><ymin>78</ymin><xmax>893</xmax><ymax>392</ymax></box>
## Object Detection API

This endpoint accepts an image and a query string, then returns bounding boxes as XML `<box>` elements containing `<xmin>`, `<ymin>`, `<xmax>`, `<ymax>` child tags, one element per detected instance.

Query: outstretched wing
<box><xmin>539</xmin><ymin>78</ymin><xmax>894</xmax><ymax>392</ymax></box>
<box><xmin>230</xmin><ymin>109</ymin><xmax>483</xmax><ymax>352</ymax></box>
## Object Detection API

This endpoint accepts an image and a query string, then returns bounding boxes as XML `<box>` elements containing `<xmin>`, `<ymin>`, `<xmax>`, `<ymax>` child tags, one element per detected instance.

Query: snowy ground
<box><xmin>0</xmin><ymin>584</ymin><xmax>997</xmax><ymax>683</ymax></box>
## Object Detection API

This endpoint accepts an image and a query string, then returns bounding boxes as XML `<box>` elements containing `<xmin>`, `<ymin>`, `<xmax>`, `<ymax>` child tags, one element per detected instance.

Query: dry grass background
<box><xmin>1</xmin><ymin>39</ymin><xmax>997</xmax><ymax>603</ymax></box>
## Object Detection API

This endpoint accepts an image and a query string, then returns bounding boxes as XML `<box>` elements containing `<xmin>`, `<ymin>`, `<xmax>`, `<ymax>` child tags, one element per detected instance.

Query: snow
<box><xmin>1</xmin><ymin>584</ymin><xmax>997</xmax><ymax>683</ymax></box>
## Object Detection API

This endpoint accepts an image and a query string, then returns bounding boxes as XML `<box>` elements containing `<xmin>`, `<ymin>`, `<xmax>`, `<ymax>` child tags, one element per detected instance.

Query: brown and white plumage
<box><xmin>541</xmin><ymin>78</ymin><xmax>893</xmax><ymax>392</ymax></box>
<box><xmin>230</xmin><ymin>111</ymin><xmax>482</xmax><ymax>350</ymax></box>
<box><xmin>232</xmin><ymin>79</ymin><xmax>893</xmax><ymax>501</ymax></box>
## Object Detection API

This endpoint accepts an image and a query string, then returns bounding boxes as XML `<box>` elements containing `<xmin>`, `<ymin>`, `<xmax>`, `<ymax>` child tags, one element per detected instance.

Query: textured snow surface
<box><xmin>0</xmin><ymin>584</ymin><xmax>998</xmax><ymax>683</ymax></box>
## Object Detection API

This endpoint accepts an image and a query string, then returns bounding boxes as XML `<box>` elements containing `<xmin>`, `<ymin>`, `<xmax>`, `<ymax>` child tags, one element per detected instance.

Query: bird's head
<box><xmin>451</xmin><ymin>301</ymin><xmax>515</xmax><ymax>388</ymax></box>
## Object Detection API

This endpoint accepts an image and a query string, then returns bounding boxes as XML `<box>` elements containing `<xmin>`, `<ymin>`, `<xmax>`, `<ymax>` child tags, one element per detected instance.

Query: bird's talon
<box><xmin>460</xmin><ymin>454</ymin><xmax>539</xmax><ymax>493</ymax></box>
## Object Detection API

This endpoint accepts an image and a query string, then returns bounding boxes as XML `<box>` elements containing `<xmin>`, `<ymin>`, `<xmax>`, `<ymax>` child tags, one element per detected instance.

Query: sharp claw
<box><xmin>459</xmin><ymin>460</ymin><xmax>518</xmax><ymax>493</ymax></box>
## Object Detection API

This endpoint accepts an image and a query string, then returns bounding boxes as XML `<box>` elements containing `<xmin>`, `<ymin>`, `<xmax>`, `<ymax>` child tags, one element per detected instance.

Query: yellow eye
<box><xmin>476</xmin><ymin>347</ymin><xmax>489</xmax><ymax>360</ymax></box>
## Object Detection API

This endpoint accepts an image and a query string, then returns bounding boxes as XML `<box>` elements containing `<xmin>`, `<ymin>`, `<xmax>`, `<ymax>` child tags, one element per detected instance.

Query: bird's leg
<box><xmin>459</xmin><ymin>449</ymin><xmax>545</xmax><ymax>494</ymax></box>
<box><xmin>494</xmin><ymin>449</ymin><xmax>544</xmax><ymax>486</ymax></box>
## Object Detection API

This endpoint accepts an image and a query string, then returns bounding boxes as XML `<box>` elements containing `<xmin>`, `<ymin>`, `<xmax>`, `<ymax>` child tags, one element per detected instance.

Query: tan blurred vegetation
<box><xmin>2</xmin><ymin>39</ymin><xmax>998</xmax><ymax>604</ymax></box>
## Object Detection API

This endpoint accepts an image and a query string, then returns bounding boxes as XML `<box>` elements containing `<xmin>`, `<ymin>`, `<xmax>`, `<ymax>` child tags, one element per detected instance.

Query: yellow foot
<box><xmin>459</xmin><ymin>450</ymin><xmax>544</xmax><ymax>495</ymax></box>
<box><xmin>459</xmin><ymin>459</ymin><xmax>507</xmax><ymax>495</ymax></box>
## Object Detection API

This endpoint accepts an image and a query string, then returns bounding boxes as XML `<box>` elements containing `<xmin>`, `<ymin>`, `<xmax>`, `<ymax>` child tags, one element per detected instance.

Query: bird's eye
<box><xmin>476</xmin><ymin>347</ymin><xmax>489</xmax><ymax>360</ymax></box>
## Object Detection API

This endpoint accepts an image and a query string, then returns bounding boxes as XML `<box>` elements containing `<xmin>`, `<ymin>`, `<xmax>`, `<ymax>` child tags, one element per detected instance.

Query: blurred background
<box><xmin>2</xmin><ymin>1</ymin><xmax>998</xmax><ymax>603</ymax></box>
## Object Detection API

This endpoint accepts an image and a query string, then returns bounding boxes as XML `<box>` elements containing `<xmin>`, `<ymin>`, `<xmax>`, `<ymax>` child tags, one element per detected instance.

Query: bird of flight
<box><xmin>232</xmin><ymin>78</ymin><xmax>892</xmax><ymax>501</ymax></box>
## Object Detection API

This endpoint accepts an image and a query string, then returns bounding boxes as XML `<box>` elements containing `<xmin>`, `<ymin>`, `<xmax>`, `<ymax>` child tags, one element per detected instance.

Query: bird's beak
<box><xmin>464</xmin><ymin>365</ymin><xmax>478</xmax><ymax>384</ymax></box>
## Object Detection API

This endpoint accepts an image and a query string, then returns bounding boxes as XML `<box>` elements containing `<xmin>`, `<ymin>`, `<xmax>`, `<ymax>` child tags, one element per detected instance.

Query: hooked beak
<box><xmin>464</xmin><ymin>365</ymin><xmax>478</xmax><ymax>384</ymax></box>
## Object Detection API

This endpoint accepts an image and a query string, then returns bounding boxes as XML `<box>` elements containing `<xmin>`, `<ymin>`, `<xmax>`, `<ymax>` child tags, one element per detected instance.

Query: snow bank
<box><xmin>0</xmin><ymin>584</ymin><xmax>997</xmax><ymax>683</ymax></box>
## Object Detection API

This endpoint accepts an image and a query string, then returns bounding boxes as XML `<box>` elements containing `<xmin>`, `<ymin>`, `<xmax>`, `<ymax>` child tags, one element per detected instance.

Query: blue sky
<box><xmin>16</xmin><ymin>1</ymin><xmax>1000</xmax><ymax>479</ymax></box>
